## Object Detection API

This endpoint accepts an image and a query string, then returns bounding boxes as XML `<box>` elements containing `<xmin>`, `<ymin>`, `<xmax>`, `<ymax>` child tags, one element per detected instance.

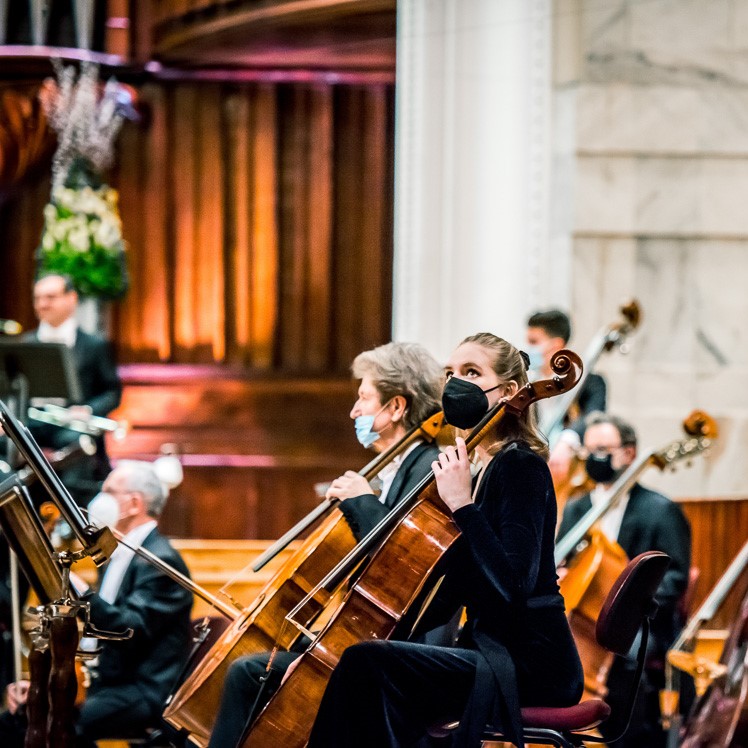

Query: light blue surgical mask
<box><xmin>526</xmin><ymin>345</ymin><xmax>544</xmax><ymax>371</ymax></box>
<box><xmin>354</xmin><ymin>402</ymin><xmax>391</xmax><ymax>448</ymax></box>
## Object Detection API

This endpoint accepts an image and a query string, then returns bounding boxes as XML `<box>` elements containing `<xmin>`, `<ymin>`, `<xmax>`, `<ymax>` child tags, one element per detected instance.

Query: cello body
<box><xmin>681</xmin><ymin>593</ymin><xmax>748</xmax><ymax>748</ymax></box>
<box><xmin>163</xmin><ymin>511</ymin><xmax>357</xmax><ymax>744</ymax></box>
<box><xmin>239</xmin><ymin>351</ymin><xmax>584</xmax><ymax>747</ymax></box>
<box><xmin>164</xmin><ymin>412</ymin><xmax>447</xmax><ymax>744</ymax></box>
<box><xmin>559</xmin><ymin>527</ymin><xmax>628</xmax><ymax>698</ymax></box>
<box><xmin>241</xmin><ymin>482</ymin><xmax>461</xmax><ymax>748</ymax></box>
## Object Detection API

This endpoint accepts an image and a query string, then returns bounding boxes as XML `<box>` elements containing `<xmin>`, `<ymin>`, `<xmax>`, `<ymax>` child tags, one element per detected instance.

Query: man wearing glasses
<box><xmin>557</xmin><ymin>411</ymin><xmax>691</xmax><ymax>748</ymax></box>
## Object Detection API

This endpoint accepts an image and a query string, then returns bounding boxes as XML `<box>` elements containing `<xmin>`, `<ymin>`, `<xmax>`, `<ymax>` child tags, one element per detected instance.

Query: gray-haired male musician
<box><xmin>557</xmin><ymin>412</ymin><xmax>691</xmax><ymax>748</ymax></box>
<box><xmin>0</xmin><ymin>460</ymin><xmax>193</xmax><ymax>747</ymax></box>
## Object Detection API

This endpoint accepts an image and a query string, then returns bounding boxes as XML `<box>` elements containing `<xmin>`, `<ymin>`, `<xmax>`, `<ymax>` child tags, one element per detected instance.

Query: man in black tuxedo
<box><xmin>0</xmin><ymin>460</ymin><xmax>192</xmax><ymax>747</ymax></box>
<box><xmin>557</xmin><ymin>412</ymin><xmax>691</xmax><ymax>747</ymax></box>
<box><xmin>77</xmin><ymin>460</ymin><xmax>193</xmax><ymax>745</ymax></box>
<box><xmin>207</xmin><ymin>341</ymin><xmax>445</xmax><ymax>748</ymax></box>
<box><xmin>26</xmin><ymin>273</ymin><xmax>122</xmax><ymax>501</ymax></box>
<box><xmin>526</xmin><ymin>309</ymin><xmax>606</xmax><ymax>485</ymax></box>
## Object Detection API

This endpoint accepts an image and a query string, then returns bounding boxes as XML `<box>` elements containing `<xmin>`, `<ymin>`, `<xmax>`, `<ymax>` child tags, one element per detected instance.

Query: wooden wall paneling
<box><xmin>361</xmin><ymin>84</ymin><xmax>391</xmax><ymax>348</ymax></box>
<box><xmin>171</xmin><ymin>84</ymin><xmax>199</xmax><ymax>360</ymax></box>
<box><xmin>250</xmin><ymin>83</ymin><xmax>278</xmax><ymax>370</ymax></box>
<box><xmin>0</xmin><ymin>176</ymin><xmax>46</xmax><ymax>321</ymax></box>
<box><xmin>115</xmin><ymin>117</ymin><xmax>143</xmax><ymax>357</ymax></box>
<box><xmin>140</xmin><ymin>83</ymin><xmax>171</xmax><ymax>361</ymax></box>
<box><xmin>305</xmin><ymin>84</ymin><xmax>334</xmax><ymax>371</ymax></box>
<box><xmin>278</xmin><ymin>85</ymin><xmax>310</xmax><ymax>371</ymax></box>
<box><xmin>331</xmin><ymin>86</ymin><xmax>364</xmax><ymax>371</ymax></box>
<box><xmin>679</xmin><ymin>498</ymin><xmax>748</xmax><ymax>628</ymax></box>
<box><xmin>196</xmin><ymin>84</ymin><xmax>225</xmax><ymax>363</ymax></box>
<box><xmin>223</xmin><ymin>87</ymin><xmax>251</xmax><ymax>365</ymax></box>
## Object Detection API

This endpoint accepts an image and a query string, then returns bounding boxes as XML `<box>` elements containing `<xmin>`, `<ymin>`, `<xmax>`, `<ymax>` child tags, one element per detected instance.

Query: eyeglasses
<box><xmin>587</xmin><ymin>445</ymin><xmax>625</xmax><ymax>457</ymax></box>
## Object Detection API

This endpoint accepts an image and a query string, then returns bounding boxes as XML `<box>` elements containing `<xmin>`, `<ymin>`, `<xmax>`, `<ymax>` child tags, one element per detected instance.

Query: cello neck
<box><xmin>673</xmin><ymin>539</ymin><xmax>748</xmax><ymax>652</ymax></box>
<box><xmin>554</xmin><ymin>452</ymin><xmax>652</xmax><ymax>567</ymax></box>
<box><xmin>555</xmin><ymin>409</ymin><xmax>717</xmax><ymax>568</ymax></box>
<box><xmin>359</xmin><ymin>410</ymin><xmax>445</xmax><ymax>482</ymax></box>
<box><xmin>251</xmin><ymin>411</ymin><xmax>445</xmax><ymax>573</ymax></box>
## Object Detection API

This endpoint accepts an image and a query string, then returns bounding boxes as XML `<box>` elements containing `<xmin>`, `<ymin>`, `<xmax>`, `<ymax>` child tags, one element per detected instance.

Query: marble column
<box><xmin>393</xmin><ymin>0</ymin><xmax>558</xmax><ymax>362</ymax></box>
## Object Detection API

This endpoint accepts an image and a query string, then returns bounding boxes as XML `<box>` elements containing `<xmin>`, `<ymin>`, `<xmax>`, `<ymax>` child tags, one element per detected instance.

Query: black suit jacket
<box><xmin>27</xmin><ymin>328</ymin><xmax>121</xmax><ymax>416</ymax></box>
<box><xmin>338</xmin><ymin>442</ymin><xmax>441</xmax><ymax>541</ymax></box>
<box><xmin>557</xmin><ymin>483</ymin><xmax>691</xmax><ymax>654</ymax></box>
<box><xmin>86</xmin><ymin>527</ymin><xmax>193</xmax><ymax>712</ymax></box>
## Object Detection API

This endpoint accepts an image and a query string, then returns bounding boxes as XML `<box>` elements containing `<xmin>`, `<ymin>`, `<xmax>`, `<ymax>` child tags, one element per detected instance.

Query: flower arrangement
<box><xmin>36</xmin><ymin>61</ymin><xmax>137</xmax><ymax>299</ymax></box>
<box><xmin>40</xmin><ymin>181</ymin><xmax>127</xmax><ymax>298</ymax></box>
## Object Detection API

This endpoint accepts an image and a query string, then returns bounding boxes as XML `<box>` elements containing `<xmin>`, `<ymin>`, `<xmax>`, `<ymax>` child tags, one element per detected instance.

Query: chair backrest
<box><xmin>596</xmin><ymin>551</ymin><xmax>670</xmax><ymax>656</ymax></box>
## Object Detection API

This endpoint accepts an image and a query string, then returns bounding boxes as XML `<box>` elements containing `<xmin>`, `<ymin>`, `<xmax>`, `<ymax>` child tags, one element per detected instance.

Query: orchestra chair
<box><xmin>430</xmin><ymin>551</ymin><xmax>671</xmax><ymax>748</ymax></box>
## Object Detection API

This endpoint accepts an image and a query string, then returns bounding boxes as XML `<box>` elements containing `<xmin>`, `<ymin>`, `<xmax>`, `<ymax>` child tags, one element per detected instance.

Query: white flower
<box><xmin>43</xmin><ymin>203</ymin><xmax>57</xmax><ymax>222</ymax></box>
<box><xmin>67</xmin><ymin>226</ymin><xmax>90</xmax><ymax>253</ymax></box>
<box><xmin>42</xmin><ymin>233</ymin><xmax>55</xmax><ymax>251</ymax></box>
<box><xmin>94</xmin><ymin>217</ymin><xmax>121</xmax><ymax>248</ymax></box>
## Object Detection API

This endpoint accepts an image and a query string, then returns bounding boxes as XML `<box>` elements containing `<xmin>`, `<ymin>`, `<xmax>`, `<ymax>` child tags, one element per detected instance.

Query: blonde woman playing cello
<box><xmin>307</xmin><ymin>333</ymin><xmax>584</xmax><ymax>748</ymax></box>
<box><xmin>208</xmin><ymin>341</ymin><xmax>443</xmax><ymax>748</ymax></box>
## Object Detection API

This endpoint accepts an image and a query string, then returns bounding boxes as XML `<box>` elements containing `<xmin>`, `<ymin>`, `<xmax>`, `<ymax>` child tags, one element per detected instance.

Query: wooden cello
<box><xmin>555</xmin><ymin>410</ymin><xmax>718</xmax><ymax>699</ymax></box>
<box><xmin>546</xmin><ymin>299</ymin><xmax>641</xmax><ymax>510</ymax></box>
<box><xmin>662</xmin><ymin>539</ymin><xmax>748</xmax><ymax>747</ymax></box>
<box><xmin>239</xmin><ymin>350</ymin><xmax>583</xmax><ymax>748</ymax></box>
<box><xmin>163</xmin><ymin>409</ymin><xmax>446</xmax><ymax>745</ymax></box>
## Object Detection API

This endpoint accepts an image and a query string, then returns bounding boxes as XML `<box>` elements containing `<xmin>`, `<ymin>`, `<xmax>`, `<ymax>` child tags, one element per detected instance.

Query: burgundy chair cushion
<box><xmin>519</xmin><ymin>699</ymin><xmax>612</xmax><ymax>730</ymax></box>
<box><xmin>430</xmin><ymin>700</ymin><xmax>612</xmax><ymax>738</ymax></box>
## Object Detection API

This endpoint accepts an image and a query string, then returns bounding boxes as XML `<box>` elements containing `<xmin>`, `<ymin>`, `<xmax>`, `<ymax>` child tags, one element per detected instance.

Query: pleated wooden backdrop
<box><xmin>0</xmin><ymin>78</ymin><xmax>395</xmax><ymax>372</ymax></box>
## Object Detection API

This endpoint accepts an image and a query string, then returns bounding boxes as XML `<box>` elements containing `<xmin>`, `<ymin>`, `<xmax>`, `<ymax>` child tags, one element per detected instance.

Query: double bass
<box><xmin>663</xmin><ymin>539</ymin><xmax>748</xmax><ymax>747</ymax></box>
<box><xmin>239</xmin><ymin>350</ymin><xmax>583</xmax><ymax>747</ymax></box>
<box><xmin>545</xmin><ymin>299</ymin><xmax>641</xmax><ymax>509</ymax></box>
<box><xmin>163</xmin><ymin>409</ymin><xmax>447</xmax><ymax>745</ymax></box>
<box><xmin>555</xmin><ymin>410</ymin><xmax>718</xmax><ymax>699</ymax></box>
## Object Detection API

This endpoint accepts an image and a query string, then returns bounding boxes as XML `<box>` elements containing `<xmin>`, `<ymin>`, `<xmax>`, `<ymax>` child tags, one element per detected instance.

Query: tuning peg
<box><xmin>619</xmin><ymin>343</ymin><xmax>631</xmax><ymax>355</ymax></box>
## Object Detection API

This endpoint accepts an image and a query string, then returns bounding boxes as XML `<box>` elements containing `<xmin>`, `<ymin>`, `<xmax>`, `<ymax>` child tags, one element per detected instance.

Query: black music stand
<box><xmin>0</xmin><ymin>339</ymin><xmax>83</xmax><ymax>468</ymax></box>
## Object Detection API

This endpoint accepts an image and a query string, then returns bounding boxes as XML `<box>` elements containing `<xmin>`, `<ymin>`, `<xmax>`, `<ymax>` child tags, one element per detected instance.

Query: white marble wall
<box><xmin>554</xmin><ymin>0</ymin><xmax>748</xmax><ymax>497</ymax></box>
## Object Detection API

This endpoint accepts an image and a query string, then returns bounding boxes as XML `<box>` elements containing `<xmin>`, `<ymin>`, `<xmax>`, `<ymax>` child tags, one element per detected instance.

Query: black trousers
<box><xmin>208</xmin><ymin>650</ymin><xmax>300</xmax><ymax>748</ymax></box>
<box><xmin>307</xmin><ymin>640</ymin><xmax>481</xmax><ymax>748</ymax></box>
<box><xmin>76</xmin><ymin>683</ymin><xmax>156</xmax><ymax>746</ymax></box>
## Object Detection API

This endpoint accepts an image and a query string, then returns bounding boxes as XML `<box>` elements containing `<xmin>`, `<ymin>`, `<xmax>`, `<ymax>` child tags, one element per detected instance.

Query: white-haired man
<box><xmin>0</xmin><ymin>460</ymin><xmax>193</xmax><ymax>747</ymax></box>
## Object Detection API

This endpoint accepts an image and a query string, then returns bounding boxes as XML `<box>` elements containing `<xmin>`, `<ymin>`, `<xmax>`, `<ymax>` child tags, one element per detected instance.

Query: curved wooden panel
<box><xmin>150</xmin><ymin>0</ymin><xmax>396</xmax><ymax>72</ymax></box>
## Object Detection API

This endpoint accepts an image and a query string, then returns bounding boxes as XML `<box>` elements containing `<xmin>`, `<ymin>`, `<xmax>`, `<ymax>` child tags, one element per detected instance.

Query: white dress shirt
<box><xmin>98</xmin><ymin>520</ymin><xmax>158</xmax><ymax>604</ymax></box>
<box><xmin>589</xmin><ymin>484</ymin><xmax>630</xmax><ymax>542</ymax></box>
<box><xmin>377</xmin><ymin>441</ymin><xmax>421</xmax><ymax>506</ymax></box>
<box><xmin>37</xmin><ymin>317</ymin><xmax>78</xmax><ymax>347</ymax></box>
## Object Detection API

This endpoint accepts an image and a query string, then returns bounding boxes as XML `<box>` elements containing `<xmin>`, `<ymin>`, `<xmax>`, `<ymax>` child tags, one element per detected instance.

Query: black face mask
<box><xmin>585</xmin><ymin>453</ymin><xmax>621</xmax><ymax>484</ymax></box>
<box><xmin>441</xmin><ymin>378</ymin><xmax>501</xmax><ymax>430</ymax></box>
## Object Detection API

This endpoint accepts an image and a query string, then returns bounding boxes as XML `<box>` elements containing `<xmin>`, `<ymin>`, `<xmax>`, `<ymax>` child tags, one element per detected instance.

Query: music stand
<box><xmin>0</xmin><ymin>339</ymin><xmax>82</xmax><ymax>403</ymax></box>
<box><xmin>0</xmin><ymin>339</ymin><xmax>83</xmax><ymax>468</ymax></box>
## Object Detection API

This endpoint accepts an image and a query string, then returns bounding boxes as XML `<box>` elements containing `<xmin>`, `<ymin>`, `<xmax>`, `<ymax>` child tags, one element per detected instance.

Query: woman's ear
<box><xmin>390</xmin><ymin>395</ymin><xmax>408</xmax><ymax>423</ymax></box>
<box><xmin>503</xmin><ymin>380</ymin><xmax>519</xmax><ymax>398</ymax></box>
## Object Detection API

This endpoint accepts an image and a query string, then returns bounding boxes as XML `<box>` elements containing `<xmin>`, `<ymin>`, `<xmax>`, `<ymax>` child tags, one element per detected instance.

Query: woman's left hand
<box><xmin>432</xmin><ymin>437</ymin><xmax>473</xmax><ymax>512</ymax></box>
